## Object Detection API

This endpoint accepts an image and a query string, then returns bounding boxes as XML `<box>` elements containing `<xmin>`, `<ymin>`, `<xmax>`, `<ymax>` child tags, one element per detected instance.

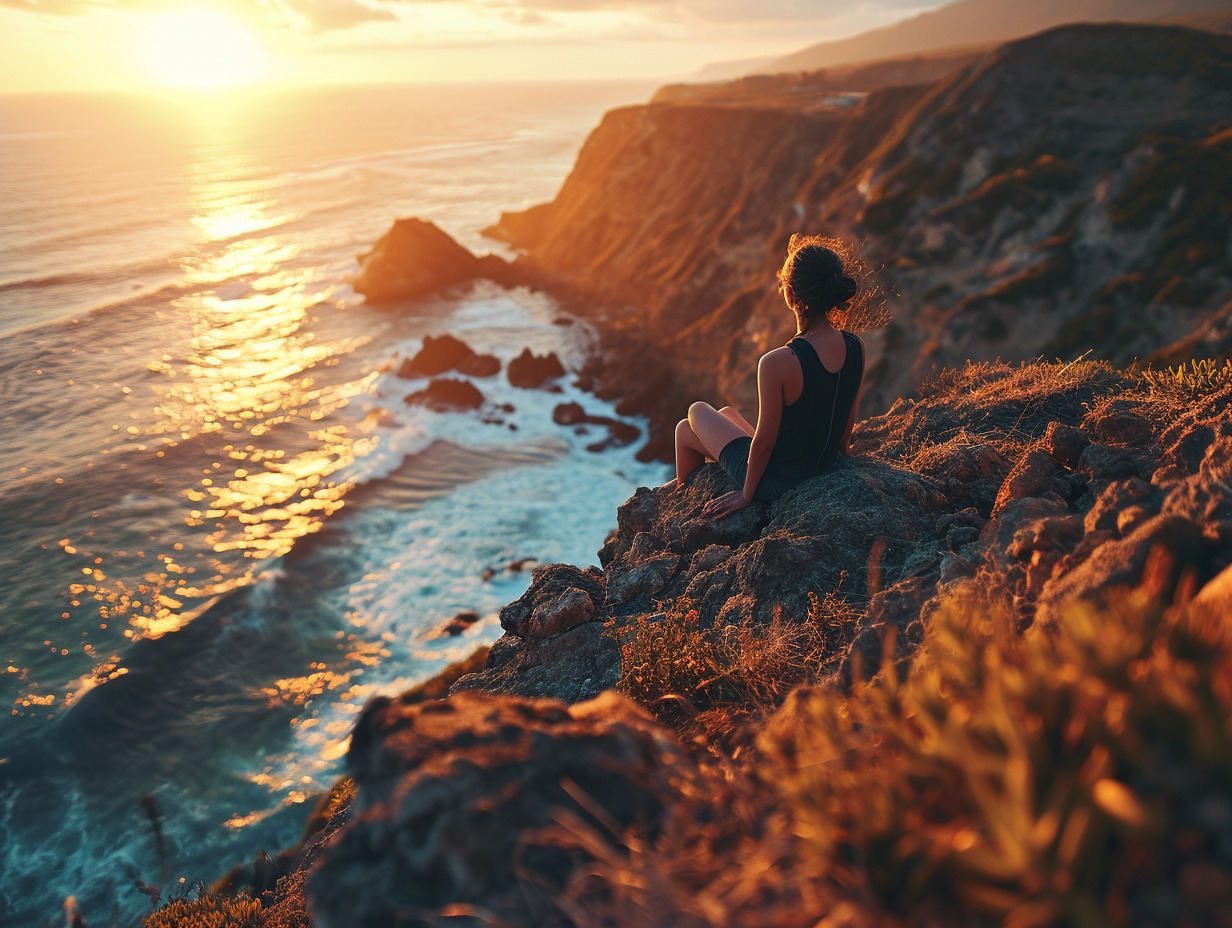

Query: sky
<box><xmin>0</xmin><ymin>0</ymin><xmax>950</xmax><ymax>93</ymax></box>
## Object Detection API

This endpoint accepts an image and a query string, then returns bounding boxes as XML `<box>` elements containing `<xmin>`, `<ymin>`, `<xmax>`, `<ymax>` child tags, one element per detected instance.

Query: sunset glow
<box><xmin>139</xmin><ymin>9</ymin><xmax>267</xmax><ymax>89</ymax></box>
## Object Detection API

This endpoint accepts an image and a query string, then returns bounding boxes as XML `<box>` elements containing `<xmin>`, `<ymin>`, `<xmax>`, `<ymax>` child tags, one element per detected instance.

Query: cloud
<box><xmin>0</xmin><ymin>0</ymin><xmax>402</xmax><ymax>31</ymax></box>
<box><xmin>279</xmin><ymin>0</ymin><xmax>398</xmax><ymax>30</ymax></box>
<box><xmin>503</xmin><ymin>0</ymin><xmax>944</xmax><ymax>25</ymax></box>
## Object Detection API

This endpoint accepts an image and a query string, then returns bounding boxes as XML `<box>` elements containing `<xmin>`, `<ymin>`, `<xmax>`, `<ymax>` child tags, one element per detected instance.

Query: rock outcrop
<box><xmin>308</xmin><ymin>691</ymin><xmax>687</xmax><ymax>928</ymax></box>
<box><xmin>284</xmin><ymin>360</ymin><xmax>1232</xmax><ymax>928</ymax></box>
<box><xmin>352</xmin><ymin>217</ymin><xmax>516</xmax><ymax>304</ymax></box>
<box><xmin>452</xmin><ymin>361</ymin><xmax>1232</xmax><ymax>703</ymax></box>
<box><xmin>397</xmin><ymin>333</ymin><xmax>501</xmax><ymax>379</ymax></box>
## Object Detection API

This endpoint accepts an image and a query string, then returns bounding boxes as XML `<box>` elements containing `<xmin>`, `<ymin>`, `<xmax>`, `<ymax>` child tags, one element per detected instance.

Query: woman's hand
<box><xmin>701</xmin><ymin>490</ymin><xmax>750</xmax><ymax>519</ymax></box>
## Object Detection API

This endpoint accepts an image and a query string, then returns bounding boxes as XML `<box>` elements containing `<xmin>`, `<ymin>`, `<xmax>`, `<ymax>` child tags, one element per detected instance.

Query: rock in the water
<box><xmin>309</xmin><ymin>691</ymin><xmax>684</xmax><ymax>927</ymax></box>
<box><xmin>435</xmin><ymin>610</ymin><xmax>481</xmax><ymax>637</ymax></box>
<box><xmin>552</xmin><ymin>401</ymin><xmax>641</xmax><ymax>451</ymax></box>
<box><xmin>397</xmin><ymin>333</ymin><xmax>500</xmax><ymax>379</ymax></box>
<box><xmin>354</xmin><ymin>217</ymin><xmax>487</xmax><ymax>304</ymax></box>
<box><xmin>403</xmin><ymin>377</ymin><xmax>485</xmax><ymax>411</ymax></box>
<box><xmin>508</xmin><ymin>347</ymin><xmax>565</xmax><ymax>388</ymax></box>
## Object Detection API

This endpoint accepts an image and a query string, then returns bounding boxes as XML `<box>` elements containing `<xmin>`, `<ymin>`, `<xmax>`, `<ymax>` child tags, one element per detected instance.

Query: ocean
<box><xmin>0</xmin><ymin>80</ymin><xmax>666</xmax><ymax>926</ymax></box>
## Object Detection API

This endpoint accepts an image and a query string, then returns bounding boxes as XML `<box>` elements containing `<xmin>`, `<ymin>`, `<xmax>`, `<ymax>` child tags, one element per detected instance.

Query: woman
<box><xmin>669</xmin><ymin>235</ymin><xmax>866</xmax><ymax>518</ymax></box>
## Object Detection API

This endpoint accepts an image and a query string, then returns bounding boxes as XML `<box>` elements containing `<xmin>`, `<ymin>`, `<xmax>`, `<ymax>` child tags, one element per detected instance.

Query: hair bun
<box><xmin>838</xmin><ymin>274</ymin><xmax>858</xmax><ymax>303</ymax></box>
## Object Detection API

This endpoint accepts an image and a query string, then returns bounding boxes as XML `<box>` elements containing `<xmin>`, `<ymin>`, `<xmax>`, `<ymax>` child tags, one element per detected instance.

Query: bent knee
<box><xmin>687</xmin><ymin>400</ymin><xmax>716</xmax><ymax>420</ymax></box>
<box><xmin>675</xmin><ymin>417</ymin><xmax>694</xmax><ymax>438</ymax></box>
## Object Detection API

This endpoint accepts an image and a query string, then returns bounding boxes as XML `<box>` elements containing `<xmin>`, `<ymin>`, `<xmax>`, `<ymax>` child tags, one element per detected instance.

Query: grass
<box><xmin>765</xmin><ymin>565</ymin><xmax>1232</xmax><ymax>927</ymax></box>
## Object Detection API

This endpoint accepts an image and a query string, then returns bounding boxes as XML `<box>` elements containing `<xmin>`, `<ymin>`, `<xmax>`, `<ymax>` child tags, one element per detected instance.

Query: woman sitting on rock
<box><xmin>669</xmin><ymin>234</ymin><xmax>868</xmax><ymax>517</ymax></box>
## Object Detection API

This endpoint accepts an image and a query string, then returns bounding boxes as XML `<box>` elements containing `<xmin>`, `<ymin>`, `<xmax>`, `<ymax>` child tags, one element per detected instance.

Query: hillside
<box><xmin>756</xmin><ymin>0</ymin><xmax>1231</xmax><ymax>75</ymax></box>
<box><xmin>486</xmin><ymin>22</ymin><xmax>1232</xmax><ymax>461</ymax></box>
<box><xmin>184</xmin><ymin>357</ymin><xmax>1232</xmax><ymax>928</ymax></box>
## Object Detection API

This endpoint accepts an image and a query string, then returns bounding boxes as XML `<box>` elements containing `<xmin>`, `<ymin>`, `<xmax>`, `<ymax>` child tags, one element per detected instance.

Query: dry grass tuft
<box><xmin>610</xmin><ymin>598</ymin><xmax>831</xmax><ymax>729</ymax></box>
<box><xmin>764</xmin><ymin>564</ymin><xmax>1232</xmax><ymax>926</ymax></box>
<box><xmin>144</xmin><ymin>896</ymin><xmax>263</xmax><ymax>928</ymax></box>
<box><xmin>1136</xmin><ymin>358</ymin><xmax>1232</xmax><ymax>402</ymax></box>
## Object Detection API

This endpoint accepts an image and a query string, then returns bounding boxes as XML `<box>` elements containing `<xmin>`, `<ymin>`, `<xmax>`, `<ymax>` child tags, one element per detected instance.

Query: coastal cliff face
<box><xmin>488</xmin><ymin>23</ymin><xmax>1232</xmax><ymax>461</ymax></box>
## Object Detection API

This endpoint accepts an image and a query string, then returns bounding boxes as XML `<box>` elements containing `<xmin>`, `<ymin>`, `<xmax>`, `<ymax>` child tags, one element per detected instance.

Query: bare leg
<box><xmin>688</xmin><ymin>401</ymin><xmax>750</xmax><ymax>459</ymax></box>
<box><xmin>673</xmin><ymin>417</ymin><xmax>708</xmax><ymax>483</ymax></box>
<box><xmin>719</xmin><ymin>406</ymin><xmax>754</xmax><ymax>436</ymax></box>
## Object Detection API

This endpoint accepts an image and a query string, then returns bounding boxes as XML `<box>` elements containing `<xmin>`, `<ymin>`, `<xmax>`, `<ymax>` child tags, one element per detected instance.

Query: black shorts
<box><xmin>717</xmin><ymin>436</ymin><xmax>801</xmax><ymax>503</ymax></box>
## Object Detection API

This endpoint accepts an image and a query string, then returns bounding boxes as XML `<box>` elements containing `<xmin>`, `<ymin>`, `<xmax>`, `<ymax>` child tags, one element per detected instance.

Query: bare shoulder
<box><xmin>758</xmin><ymin>346</ymin><xmax>796</xmax><ymax>375</ymax></box>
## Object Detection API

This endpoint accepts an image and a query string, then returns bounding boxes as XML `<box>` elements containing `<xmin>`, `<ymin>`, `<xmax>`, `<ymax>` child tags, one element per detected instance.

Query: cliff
<box><xmin>182</xmin><ymin>357</ymin><xmax>1232</xmax><ymax>928</ymax></box>
<box><xmin>487</xmin><ymin>22</ymin><xmax>1232</xmax><ymax>462</ymax></box>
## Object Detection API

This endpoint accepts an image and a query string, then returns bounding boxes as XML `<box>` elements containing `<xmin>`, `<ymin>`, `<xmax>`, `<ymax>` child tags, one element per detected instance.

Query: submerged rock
<box><xmin>507</xmin><ymin>347</ymin><xmax>565</xmax><ymax>388</ymax></box>
<box><xmin>403</xmin><ymin>377</ymin><xmax>485</xmax><ymax>411</ymax></box>
<box><xmin>397</xmin><ymin>333</ymin><xmax>501</xmax><ymax>379</ymax></box>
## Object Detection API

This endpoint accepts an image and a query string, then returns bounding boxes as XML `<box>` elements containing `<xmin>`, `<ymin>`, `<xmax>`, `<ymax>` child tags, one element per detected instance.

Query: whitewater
<box><xmin>0</xmin><ymin>80</ymin><xmax>664</xmax><ymax>927</ymax></box>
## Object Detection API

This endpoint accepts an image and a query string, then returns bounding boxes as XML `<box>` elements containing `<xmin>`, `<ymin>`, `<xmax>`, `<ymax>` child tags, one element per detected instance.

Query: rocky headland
<box><xmin>159</xmin><ymin>20</ymin><xmax>1232</xmax><ymax>928</ymax></box>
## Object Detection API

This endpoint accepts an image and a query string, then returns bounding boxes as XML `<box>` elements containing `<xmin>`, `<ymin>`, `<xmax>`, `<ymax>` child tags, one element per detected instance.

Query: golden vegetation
<box><xmin>145</xmin><ymin>896</ymin><xmax>262</xmax><ymax>928</ymax></box>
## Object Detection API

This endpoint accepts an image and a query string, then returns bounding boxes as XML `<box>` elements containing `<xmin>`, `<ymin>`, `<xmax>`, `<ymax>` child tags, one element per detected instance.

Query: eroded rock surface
<box><xmin>308</xmin><ymin>691</ymin><xmax>684</xmax><ymax>928</ymax></box>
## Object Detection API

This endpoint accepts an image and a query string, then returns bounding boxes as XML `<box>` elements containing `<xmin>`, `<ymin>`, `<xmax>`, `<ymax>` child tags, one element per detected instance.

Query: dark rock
<box><xmin>1086</xmin><ymin>409</ymin><xmax>1155</xmax><ymax>448</ymax></box>
<box><xmin>436</xmin><ymin>610</ymin><xmax>481</xmax><ymax>637</ymax></box>
<box><xmin>508</xmin><ymin>348</ymin><xmax>565</xmax><ymax>388</ymax></box>
<box><xmin>526</xmin><ymin>587</ymin><xmax>596</xmax><ymax>638</ymax></box>
<box><xmin>1079</xmin><ymin>442</ymin><xmax>1151</xmax><ymax>483</ymax></box>
<box><xmin>310</xmin><ymin>691</ymin><xmax>684</xmax><ymax>926</ymax></box>
<box><xmin>1046</xmin><ymin>421</ymin><xmax>1090</xmax><ymax>468</ymax></box>
<box><xmin>1160</xmin><ymin>437</ymin><xmax>1232</xmax><ymax>526</ymax></box>
<box><xmin>689</xmin><ymin>544</ymin><xmax>732</xmax><ymax>573</ymax></box>
<box><xmin>1037</xmin><ymin>515</ymin><xmax>1218</xmax><ymax>627</ymax></box>
<box><xmin>552</xmin><ymin>400</ymin><xmax>641</xmax><ymax>451</ymax></box>
<box><xmin>397</xmin><ymin>333</ymin><xmax>500</xmax><ymax>379</ymax></box>
<box><xmin>993</xmin><ymin>447</ymin><xmax>1060</xmax><ymax>515</ymax></box>
<box><xmin>403</xmin><ymin>377</ymin><xmax>485</xmax><ymax>411</ymax></box>
<box><xmin>1083</xmin><ymin>478</ymin><xmax>1156</xmax><ymax>534</ymax></box>
<box><xmin>499</xmin><ymin>564</ymin><xmax>605</xmax><ymax>637</ymax></box>
<box><xmin>451</xmin><ymin>622</ymin><xmax>621</xmax><ymax>703</ymax></box>
<box><xmin>606</xmin><ymin>552</ymin><xmax>680</xmax><ymax>605</ymax></box>
<box><xmin>947</xmin><ymin>524</ymin><xmax>980</xmax><ymax>551</ymax></box>
<box><xmin>354</xmin><ymin>217</ymin><xmax>496</xmax><ymax>304</ymax></box>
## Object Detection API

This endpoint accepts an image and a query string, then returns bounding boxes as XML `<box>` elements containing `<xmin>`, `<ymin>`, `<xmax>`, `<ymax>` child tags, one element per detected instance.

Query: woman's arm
<box><xmin>702</xmin><ymin>352</ymin><xmax>786</xmax><ymax>518</ymax></box>
<box><xmin>840</xmin><ymin>384</ymin><xmax>860</xmax><ymax>455</ymax></box>
<box><xmin>839</xmin><ymin>337</ymin><xmax>865</xmax><ymax>455</ymax></box>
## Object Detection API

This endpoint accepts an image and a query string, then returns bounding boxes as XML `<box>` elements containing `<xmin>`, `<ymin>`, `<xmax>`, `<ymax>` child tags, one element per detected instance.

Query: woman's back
<box><xmin>769</xmin><ymin>331</ymin><xmax>863</xmax><ymax>473</ymax></box>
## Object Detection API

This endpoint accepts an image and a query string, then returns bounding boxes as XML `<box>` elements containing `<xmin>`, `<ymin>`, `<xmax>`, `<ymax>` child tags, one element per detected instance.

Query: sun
<box><xmin>139</xmin><ymin>8</ymin><xmax>267</xmax><ymax>90</ymax></box>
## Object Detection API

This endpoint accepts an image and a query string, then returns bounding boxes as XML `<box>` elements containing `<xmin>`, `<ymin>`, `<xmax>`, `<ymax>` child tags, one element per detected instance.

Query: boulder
<box><xmin>354</xmin><ymin>218</ymin><xmax>487</xmax><ymax>304</ymax></box>
<box><xmin>993</xmin><ymin>447</ymin><xmax>1060</xmax><ymax>515</ymax></box>
<box><xmin>1045</xmin><ymin>421</ymin><xmax>1090</xmax><ymax>468</ymax></box>
<box><xmin>450</xmin><ymin>621</ymin><xmax>622</xmax><ymax>704</ymax></box>
<box><xmin>403</xmin><ymin>377</ymin><xmax>485</xmax><ymax>411</ymax></box>
<box><xmin>309</xmin><ymin>691</ymin><xmax>684</xmax><ymax>927</ymax></box>
<box><xmin>508</xmin><ymin>348</ymin><xmax>566</xmax><ymax>388</ymax></box>
<box><xmin>499</xmin><ymin>564</ymin><xmax>605</xmax><ymax>637</ymax></box>
<box><xmin>397</xmin><ymin>333</ymin><xmax>500</xmax><ymax>379</ymax></box>
<box><xmin>1037</xmin><ymin>514</ymin><xmax>1218</xmax><ymax>628</ymax></box>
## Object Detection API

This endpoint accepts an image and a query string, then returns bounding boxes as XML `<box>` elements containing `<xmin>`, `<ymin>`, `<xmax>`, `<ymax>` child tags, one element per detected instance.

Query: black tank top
<box><xmin>768</xmin><ymin>331</ymin><xmax>864</xmax><ymax>473</ymax></box>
